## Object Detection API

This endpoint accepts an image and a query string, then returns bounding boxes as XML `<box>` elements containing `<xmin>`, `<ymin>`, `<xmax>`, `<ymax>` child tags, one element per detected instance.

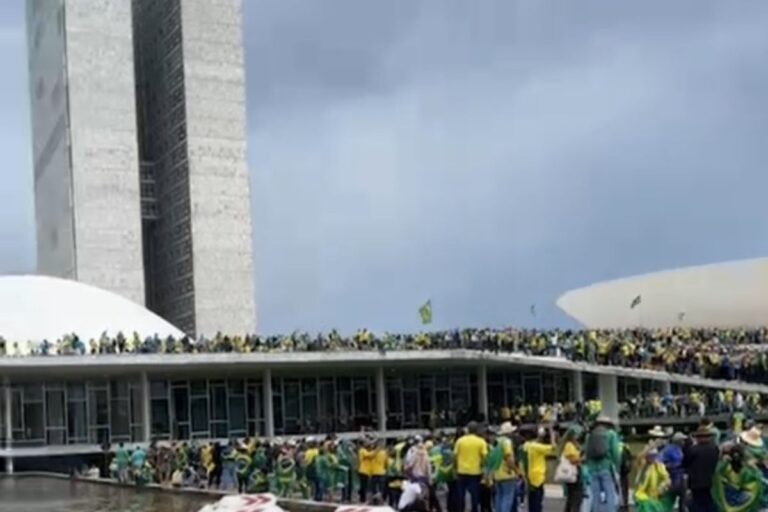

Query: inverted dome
<box><xmin>557</xmin><ymin>257</ymin><xmax>768</xmax><ymax>328</ymax></box>
<box><xmin>0</xmin><ymin>275</ymin><xmax>183</xmax><ymax>342</ymax></box>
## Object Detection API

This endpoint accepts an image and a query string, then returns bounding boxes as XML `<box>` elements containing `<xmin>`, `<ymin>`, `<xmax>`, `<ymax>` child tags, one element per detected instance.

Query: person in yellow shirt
<box><xmin>454</xmin><ymin>422</ymin><xmax>488</xmax><ymax>512</ymax></box>
<box><xmin>523</xmin><ymin>425</ymin><xmax>557</xmax><ymax>512</ymax></box>
<box><xmin>560</xmin><ymin>425</ymin><xmax>584</xmax><ymax>512</ymax></box>
<box><xmin>357</xmin><ymin>437</ymin><xmax>377</xmax><ymax>502</ymax></box>
<box><xmin>370</xmin><ymin>440</ymin><xmax>388</xmax><ymax>499</ymax></box>
<box><xmin>493</xmin><ymin>422</ymin><xmax>518</xmax><ymax>512</ymax></box>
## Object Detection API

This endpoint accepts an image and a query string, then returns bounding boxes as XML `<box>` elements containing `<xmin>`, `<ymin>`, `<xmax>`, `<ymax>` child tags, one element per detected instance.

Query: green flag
<box><xmin>630</xmin><ymin>294</ymin><xmax>642</xmax><ymax>309</ymax></box>
<box><xmin>419</xmin><ymin>300</ymin><xmax>433</xmax><ymax>325</ymax></box>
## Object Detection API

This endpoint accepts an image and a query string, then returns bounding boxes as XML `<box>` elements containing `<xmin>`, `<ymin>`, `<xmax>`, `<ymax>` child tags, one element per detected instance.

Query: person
<box><xmin>131</xmin><ymin>445</ymin><xmax>147</xmax><ymax>486</ymax></box>
<box><xmin>560</xmin><ymin>425</ymin><xmax>584</xmax><ymax>512</ymax></box>
<box><xmin>523</xmin><ymin>425</ymin><xmax>556</xmax><ymax>512</ymax></box>
<box><xmin>454</xmin><ymin>421</ymin><xmax>488</xmax><ymax>512</ymax></box>
<box><xmin>634</xmin><ymin>448</ymin><xmax>670</xmax><ymax>512</ymax></box>
<box><xmin>712</xmin><ymin>443</ymin><xmax>763</xmax><ymax>512</ymax></box>
<box><xmin>370</xmin><ymin>439</ymin><xmax>389</xmax><ymax>501</ymax></box>
<box><xmin>618</xmin><ymin>442</ymin><xmax>633</xmax><ymax>512</ymax></box>
<box><xmin>583</xmin><ymin>416</ymin><xmax>621</xmax><ymax>512</ymax></box>
<box><xmin>358</xmin><ymin>437</ymin><xmax>376</xmax><ymax>503</ymax></box>
<box><xmin>683</xmin><ymin>425</ymin><xmax>718</xmax><ymax>512</ymax></box>
<box><xmin>492</xmin><ymin>422</ymin><xmax>518</xmax><ymax>512</ymax></box>
<box><xmin>208</xmin><ymin>441</ymin><xmax>223</xmax><ymax>489</ymax></box>
<box><xmin>115</xmin><ymin>442</ymin><xmax>129</xmax><ymax>483</ymax></box>
<box><xmin>659</xmin><ymin>432</ymin><xmax>686</xmax><ymax>512</ymax></box>
<box><xmin>304</xmin><ymin>438</ymin><xmax>322</xmax><ymax>501</ymax></box>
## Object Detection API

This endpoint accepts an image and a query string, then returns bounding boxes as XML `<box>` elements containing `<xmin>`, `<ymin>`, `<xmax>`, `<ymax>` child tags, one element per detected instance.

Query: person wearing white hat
<box><xmin>492</xmin><ymin>422</ymin><xmax>518</xmax><ymax>512</ymax></box>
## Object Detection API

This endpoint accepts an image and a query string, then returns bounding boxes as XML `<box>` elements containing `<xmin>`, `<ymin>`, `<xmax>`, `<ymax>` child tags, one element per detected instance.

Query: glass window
<box><xmin>173</xmin><ymin>387</ymin><xmax>189</xmax><ymax>422</ymax></box>
<box><xmin>284</xmin><ymin>381</ymin><xmax>300</xmax><ymax>419</ymax></box>
<box><xmin>111</xmin><ymin>400</ymin><xmax>130</xmax><ymax>439</ymax></box>
<box><xmin>110</xmin><ymin>381</ymin><xmax>129</xmax><ymax>400</ymax></box>
<box><xmin>191</xmin><ymin>397</ymin><xmax>208</xmax><ymax>433</ymax></box>
<box><xmin>210</xmin><ymin>385</ymin><xmax>227</xmax><ymax>421</ymax></box>
<box><xmin>229</xmin><ymin>396</ymin><xmax>246</xmax><ymax>433</ymax></box>
<box><xmin>228</xmin><ymin>380</ymin><xmax>244</xmax><ymax>396</ymax></box>
<box><xmin>23</xmin><ymin>403</ymin><xmax>44</xmax><ymax>441</ymax></box>
<box><xmin>151</xmin><ymin>399</ymin><xmax>170</xmax><ymax>437</ymax></box>
<box><xmin>191</xmin><ymin>380</ymin><xmax>207</xmax><ymax>397</ymax></box>
<box><xmin>150</xmin><ymin>380</ymin><xmax>168</xmax><ymax>399</ymax></box>
<box><xmin>46</xmin><ymin>389</ymin><xmax>66</xmax><ymax>428</ymax></box>
<box><xmin>68</xmin><ymin>401</ymin><xmax>87</xmax><ymax>442</ymax></box>
<box><xmin>67</xmin><ymin>383</ymin><xmax>85</xmax><ymax>401</ymax></box>
<box><xmin>89</xmin><ymin>389</ymin><xmax>109</xmax><ymax>426</ymax></box>
<box><xmin>23</xmin><ymin>384</ymin><xmax>43</xmax><ymax>402</ymax></box>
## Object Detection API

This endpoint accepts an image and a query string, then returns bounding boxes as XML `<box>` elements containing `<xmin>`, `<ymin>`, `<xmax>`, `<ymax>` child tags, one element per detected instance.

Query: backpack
<box><xmin>586</xmin><ymin>426</ymin><xmax>610</xmax><ymax>461</ymax></box>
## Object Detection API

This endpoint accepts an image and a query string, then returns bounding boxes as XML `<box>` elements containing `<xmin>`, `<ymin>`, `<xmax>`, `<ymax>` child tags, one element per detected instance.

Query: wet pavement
<box><xmin>0</xmin><ymin>477</ymin><xmax>568</xmax><ymax>512</ymax></box>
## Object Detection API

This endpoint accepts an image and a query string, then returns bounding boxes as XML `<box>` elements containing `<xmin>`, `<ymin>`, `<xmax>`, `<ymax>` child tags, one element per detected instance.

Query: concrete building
<box><xmin>558</xmin><ymin>257</ymin><xmax>768</xmax><ymax>328</ymax></box>
<box><xmin>26</xmin><ymin>0</ymin><xmax>256</xmax><ymax>336</ymax></box>
<box><xmin>1</xmin><ymin>350</ymin><xmax>765</xmax><ymax>473</ymax></box>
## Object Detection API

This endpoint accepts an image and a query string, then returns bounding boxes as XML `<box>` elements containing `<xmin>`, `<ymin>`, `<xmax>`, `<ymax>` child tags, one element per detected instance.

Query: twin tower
<box><xmin>26</xmin><ymin>0</ymin><xmax>256</xmax><ymax>336</ymax></box>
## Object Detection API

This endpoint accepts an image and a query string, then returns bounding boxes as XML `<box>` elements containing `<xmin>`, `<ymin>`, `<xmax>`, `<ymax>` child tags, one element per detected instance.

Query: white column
<box><xmin>263</xmin><ymin>369</ymin><xmax>275</xmax><ymax>438</ymax></box>
<box><xmin>141</xmin><ymin>372</ymin><xmax>151</xmax><ymax>443</ymax></box>
<box><xmin>477</xmin><ymin>365</ymin><xmax>489</xmax><ymax>422</ymax></box>
<box><xmin>4</xmin><ymin>377</ymin><xmax>13</xmax><ymax>474</ymax></box>
<box><xmin>573</xmin><ymin>371</ymin><xmax>584</xmax><ymax>403</ymax></box>
<box><xmin>598</xmin><ymin>373</ymin><xmax>619</xmax><ymax>423</ymax></box>
<box><xmin>376</xmin><ymin>367</ymin><xmax>387</xmax><ymax>433</ymax></box>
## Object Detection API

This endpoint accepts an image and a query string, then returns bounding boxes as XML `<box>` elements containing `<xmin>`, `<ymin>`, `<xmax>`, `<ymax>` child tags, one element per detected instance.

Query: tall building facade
<box><xmin>26</xmin><ymin>0</ymin><xmax>256</xmax><ymax>337</ymax></box>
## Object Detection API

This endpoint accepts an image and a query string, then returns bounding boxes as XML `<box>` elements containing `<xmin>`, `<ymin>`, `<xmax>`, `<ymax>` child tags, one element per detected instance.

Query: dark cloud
<box><xmin>246</xmin><ymin>0</ymin><xmax>768</xmax><ymax>333</ymax></box>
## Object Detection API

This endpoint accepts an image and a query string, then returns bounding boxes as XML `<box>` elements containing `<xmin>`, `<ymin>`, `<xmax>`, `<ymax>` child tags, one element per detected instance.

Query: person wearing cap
<box><xmin>454</xmin><ymin>421</ymin><xmax>489</xmax><ymax>512</ymax></box>
<box><xmin>634</xmin><ymin>448</ymin><xmax>670</xmax><ymax>512</ymax></box>
<box><xmin>659</xmin><ymin>433</ymin><xmax>686</xmax><ymax>512</ymax></box>
<box><xmin>491</xmin><ymin>422</ymin><xmax>518</xmax><ymax>512</ymax></box>
<box><xmin>583</xmin><ymin>416</ymin><xmax>621</xmax><ymax>512</ymax></box>
<box><xmin>683</xmin><ymin>425</ymin><xmax>718</xmax><ymax>512</ymax></box>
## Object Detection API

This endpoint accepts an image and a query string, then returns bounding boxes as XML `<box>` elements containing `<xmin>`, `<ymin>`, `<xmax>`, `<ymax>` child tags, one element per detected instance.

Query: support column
<box><xmin>598</xmin><ymin>373</ymin><xmax>619</xmax><ymax>423</ymax></box>
<box><xmin>477</xmin><ymin>365</ymin><xmax>489</xmax><ymax>422</ymax></box>
<box><xmin>140</xmin><ymin>372</ymin><xmax>151</xmax><ymax>444</ymax></box>
<box><xmin>660</xmin><ymin>380</ymin><xmax>672</xmax><ymax>396</ymax></box>
<box><xmin>263</xmin><ymin>369</ymin><xmax>275</xmax><ymax>438</ymax></box>
<box><xmin>573</xmin><ymin>371</ymin><xmax>584</xmax><ymax>403</ymax></box>
<box><xmin>376</xmin><ymin>367</ymin><xmax>387</xmax><ymax>433</ymax></box>
<box><xmin>4</xmin><ymin>377</ymin><xmax>13</xmax><ymax>474</ymax></box>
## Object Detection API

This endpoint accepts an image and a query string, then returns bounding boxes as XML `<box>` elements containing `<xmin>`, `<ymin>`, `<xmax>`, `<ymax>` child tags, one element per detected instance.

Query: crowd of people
<box><xmin>5</xmin><ymin>327</ymin><xmax>768</xmax><ymax>384</ymax></box>
<box><xmin>95</xmin><ymin>408</ymin><xmax>768</xmax><ymax>512</ymax></box>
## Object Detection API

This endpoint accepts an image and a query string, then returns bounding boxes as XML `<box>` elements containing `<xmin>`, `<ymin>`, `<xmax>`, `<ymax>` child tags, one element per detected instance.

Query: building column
<box><xmin>660</xmin><ymin>380</ymin><xmax>672</xmax><ymax>396</ymax></box>
<box><xmin>376</xmin><ymin>367</ymin><xmax>387</xmax><ymax>433</ymax></box>
<box><xmin>4</xmin><ymin>377</ymin><xmax>13</xmax><ymax>474</ymax></box>
<box><xmin>477</xmin><ymin>365</ymin><xmax>489</xmax><ymax>422</ymax></box>
<box><xmin>140</xmin><ymin>372</ymin><xmax>151</xmax><ymax>444</ymax></box>
<box><xmin>572</xmin><ymin>371</ymin><xmax>584</xmax><ymax>403</ymax></box>
<box><xmin>597</xmin><ymin>373</ymin><xmax>619</xmax><ymax>423</ymax></box>
<box><xmin>263</xmin><ymin>369</ymin><xmax>275</xmax><ymax>438</ymax></box>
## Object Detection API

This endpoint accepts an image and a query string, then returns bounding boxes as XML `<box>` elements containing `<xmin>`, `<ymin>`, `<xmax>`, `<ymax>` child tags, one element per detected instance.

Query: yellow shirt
<box><xmin>562</xmin><ymin>441</ymin><xmax>580</xmax><ymax>465</ymax></box>
<box><xmin>370</xmin><ymin>449</ymin><xmax>388</xmax><ymax>476</ymax></box>
<box><xmin>493</xmin><ymin>437</ymin><xmax>516</xmax><ymax>481</ymax></box>
<box><xmin>524</xmin><ymin>441</ymin><xmax>555</xmax><ymax>488</ymax></box>
<box><xmin>304</xmin><ymin>448</ymin><xmax>319</xmax><ymax>467</ymax></box>
<box><xmin>454</xmin><ymin>434</ymin><xmax>488</xmax><ymax>476</ymax></box>
<box><xmin>358</xmin><ymin>447</ymin><xmax>375</xmax><ymax>476</ymax></box>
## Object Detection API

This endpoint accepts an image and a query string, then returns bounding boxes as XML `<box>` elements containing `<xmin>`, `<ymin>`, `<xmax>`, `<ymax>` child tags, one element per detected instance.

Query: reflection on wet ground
<box><xmin>0</xmin><ymin>477</ymin><xmax>213</xmax><ymax>512</ymax></box>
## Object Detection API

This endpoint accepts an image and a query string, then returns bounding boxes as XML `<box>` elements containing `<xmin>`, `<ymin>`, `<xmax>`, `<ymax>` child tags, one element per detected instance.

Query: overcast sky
<box><xmin>1</xmin><ymin>1</ymin><xmax>768</xmax><ymax>333</ymax></box>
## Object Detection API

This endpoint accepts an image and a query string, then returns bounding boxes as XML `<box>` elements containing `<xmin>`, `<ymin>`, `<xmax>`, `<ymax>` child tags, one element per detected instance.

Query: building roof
<box><xmin>557</xmin><ymin>257</ymin><xmax>768</xmax><ymax>329</ymax></box>
<box><xmin>0</xmin><ymin>275</ymin><xmax>183</xmax><ymax>343</ymax></box>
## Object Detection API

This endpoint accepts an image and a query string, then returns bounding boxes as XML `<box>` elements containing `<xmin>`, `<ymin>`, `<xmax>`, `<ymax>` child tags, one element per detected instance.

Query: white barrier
<box><xmin>198</xmin><ymin>493</ymin><xmax>284</xmax><ymax>512</ymax></box>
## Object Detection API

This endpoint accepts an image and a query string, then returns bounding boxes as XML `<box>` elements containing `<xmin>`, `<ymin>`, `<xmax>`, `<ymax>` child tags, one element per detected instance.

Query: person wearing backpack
<box><xmin>583</xmin><ymin>416</ymin><xmax>621</xmax><ymax>512</ymax></box>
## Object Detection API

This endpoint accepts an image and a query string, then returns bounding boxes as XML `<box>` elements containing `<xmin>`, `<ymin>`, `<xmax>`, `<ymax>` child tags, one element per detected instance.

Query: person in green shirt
<box><xmin>583</xmin><ymin>416</ymin><xmax>621</xmax><ymax>511</ymax></box>
<box><xmin>114</xmin><ymin>442</ymin><xmax>129</xmax><ymax>483</ymax></box>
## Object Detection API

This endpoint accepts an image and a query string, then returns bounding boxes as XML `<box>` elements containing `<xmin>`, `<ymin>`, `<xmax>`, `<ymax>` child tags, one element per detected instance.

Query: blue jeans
<box><xmin>494</xmin><ymin>479</ymin><xmax>516</xmax><ymax>512</ymax></box>
<box><xmin>457</xmin><ymin>474</ymin><xmax>481</xmax><ymax>512</ymax></box>
<box><xmin>588</xmin><ymin>469</ymin><xmax>618</xmax><ymax>512</ymax></box>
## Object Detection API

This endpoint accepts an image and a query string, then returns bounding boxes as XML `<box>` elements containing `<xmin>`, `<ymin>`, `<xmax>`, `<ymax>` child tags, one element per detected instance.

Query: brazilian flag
<box><xmin>711</xmin><ymin>460</ymin><xmax>763</xmax><ymax>512</ymax></box>
<box><xmin>419</xmin><ymin>300</ymin><xmax>433</xmax><ymax>325</ymax></box>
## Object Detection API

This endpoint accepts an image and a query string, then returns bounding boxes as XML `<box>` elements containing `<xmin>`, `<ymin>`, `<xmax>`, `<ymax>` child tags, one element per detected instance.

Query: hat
<box><xmin>648</xmin><ymin>426</ymin><xmax>667</xmax><ymax>438</ymax></box>
<box><xmin>594</xmin><ymin>415</ymin><xmax>615</xmax><ymax>427</ymax></box>
<box><xmin>499</xmin><ymin>422</ymin><xmax>516</xmax><ymax>435</ymax></box>
<box><xmin>694</xmin><ymin>425</ymin><xmax>715</xmax><ymax>438</ymax></box>
<box><xmin>740</xmin><ymin>427</ymin><xmax>764</xmax><ymax>448</ymax></box>
<box><xmin>671</xmin><ymin>432</ymin><xmax>687</xmax><ymax>443</ymax></box>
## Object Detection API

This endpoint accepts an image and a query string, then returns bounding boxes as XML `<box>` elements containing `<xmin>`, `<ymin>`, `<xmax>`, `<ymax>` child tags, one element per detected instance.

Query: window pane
<box><xmin>229</xmin><ymin>396</ymin><xmax>246</xmax><ymax>432</ymax></box>
<box><xmin>191</xmin><ymin>397</ymin><xmax>208</xmax><ymax>433</ymax></box>
<box><xmin>46</xmin><ymin>390</ymin><xmax>65</xmax><ymax>428</ymax></box>
<box><xmin>151</xmin><ymin>399</ymin><xmax>169</xmax><ymax>436</ymax></box>
<box><xmin>173</xmin><ymin>388</ymin><xmax>189</xmax><ymax>422</ymax></box>
<box><xmin>210</xmin><ymin>385</ymin><xmax>227</xmax><ymax>421</ymax></box>
<box><xmin>68</xmin><ymin>402</ymin><xmax>87</xmax><ymax>441</ymax></box>
<box><xmin>111</xmin><ymin>399</ymin><xmax>130</xmax><ymax>438</ymax></box>
<box><xmin>24</xmin><ymin>403</ymin><xmax>44</xmax><ymax>440</ymax></box>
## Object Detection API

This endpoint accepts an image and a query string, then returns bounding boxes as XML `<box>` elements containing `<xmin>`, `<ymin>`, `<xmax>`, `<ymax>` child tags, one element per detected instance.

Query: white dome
<box><xmin>557</xmin><ymin>257</ymin><xmax>768</xmax><ymax>328</ymax></box>
<box><xmin>0</xmin><ymin>275</ymin><xmax>183</xmax><ymax>342</ymax></box>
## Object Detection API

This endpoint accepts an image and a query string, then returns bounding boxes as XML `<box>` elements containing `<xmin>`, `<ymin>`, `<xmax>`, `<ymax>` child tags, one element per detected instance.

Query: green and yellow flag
<box><xmin>419</xmin><ymin>300</ymin><xmax>433</xmax><ymax>325</ymax></box>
